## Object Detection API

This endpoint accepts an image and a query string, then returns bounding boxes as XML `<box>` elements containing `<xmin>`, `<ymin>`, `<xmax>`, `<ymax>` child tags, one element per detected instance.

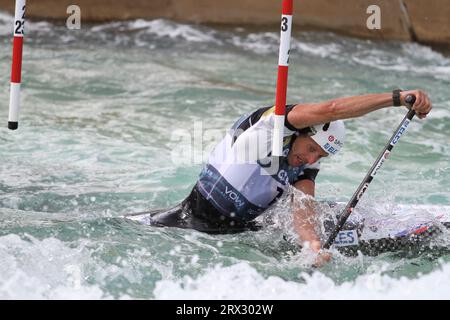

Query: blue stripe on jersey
<box><xmin>197</xmin><ymin>164</ymin><xmax>263</xmax><ymax>221</ymax></box>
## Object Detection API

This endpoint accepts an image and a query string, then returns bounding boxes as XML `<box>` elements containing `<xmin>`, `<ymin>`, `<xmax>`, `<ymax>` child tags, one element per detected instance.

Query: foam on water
<box><xmin>90</xmin><ymin>19</ymin><xmax>221</xmax><ymax>45</ymax></box>
<box><xmin>154</xmin><ymin>261</ymin><xmax>450</xmax><ymax>300</ymax></box>
<box><xmin>3</xmin><ymin>10</ymin><xmax>450</xmax><ymax>80</ymax></box>
<box><xmin>0</xmin><ymin>234</ymin><xmax>106</xmax><ymax>299</ymax></box>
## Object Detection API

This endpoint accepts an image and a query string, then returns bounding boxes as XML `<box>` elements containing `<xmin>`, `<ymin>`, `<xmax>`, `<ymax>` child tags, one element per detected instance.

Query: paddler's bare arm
<box><xmin>293</xmin><ymin>179</ymin><xmax>332</xmax><ymax>267</ymax></box>
<box><xmin>287</xmin><ymin>90</ymin><xmax>432</xmax><ymax>129</ymax></box>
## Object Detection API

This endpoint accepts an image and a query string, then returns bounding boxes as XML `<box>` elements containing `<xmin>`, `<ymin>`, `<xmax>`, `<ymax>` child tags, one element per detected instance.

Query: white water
<box><xmin>154</xmin><ymin>261</ymin><xmax>450</xmax><ymax>300</ymax></box>
<box><xmin>1</xmin><ymin>13</ymin><xmax>449</xmax><ymax>299</ymax></box>
<box><xmin>1</xmin><ymin>232</ymin><xmax>448</xmax><ymax>300</ymax></box>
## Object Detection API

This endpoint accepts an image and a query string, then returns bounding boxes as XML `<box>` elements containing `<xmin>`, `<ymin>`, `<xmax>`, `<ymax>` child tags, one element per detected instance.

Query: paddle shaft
<box><xmin>323</xmin><ymin>95</ymin><xmax>417</xmax><ymax>249</ymax></box>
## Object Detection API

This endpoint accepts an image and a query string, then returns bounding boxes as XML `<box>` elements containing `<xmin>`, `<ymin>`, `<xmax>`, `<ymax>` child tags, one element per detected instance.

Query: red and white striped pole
<box><xmin>272</xmin><ymin>0</ymin><xmax>293</xmax><ymax>157</ymax></box>
<box><xmin>8</xmin><ymin>0</ymin><xmax>26</xmax><ymax>130</ymax></box>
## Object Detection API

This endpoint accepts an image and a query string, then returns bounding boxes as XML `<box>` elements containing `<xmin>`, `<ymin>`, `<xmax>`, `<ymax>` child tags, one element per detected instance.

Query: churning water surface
<box><xmin>0</xmin><ymin>13</ymin><xmax>450</xmax><ymax>299</ymax></box>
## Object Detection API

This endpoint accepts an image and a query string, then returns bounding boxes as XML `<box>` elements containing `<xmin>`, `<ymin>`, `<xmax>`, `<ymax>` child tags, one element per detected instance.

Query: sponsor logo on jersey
<box><xmin>225</xmin><ymin>186</ymin><xmax>245</xmax><ymax>208</ymax></box>
<box><xmin>278</xmin><ymin>170</ymin><xmax>289</xmax><ymax>184</ymax></box>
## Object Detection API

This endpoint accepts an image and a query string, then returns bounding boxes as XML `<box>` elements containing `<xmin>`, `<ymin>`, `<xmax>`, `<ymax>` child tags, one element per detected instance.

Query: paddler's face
<box><xmin>287</xmin><ymin>136</ymin><xmax>328</xmax><ymax>167</ymax></box>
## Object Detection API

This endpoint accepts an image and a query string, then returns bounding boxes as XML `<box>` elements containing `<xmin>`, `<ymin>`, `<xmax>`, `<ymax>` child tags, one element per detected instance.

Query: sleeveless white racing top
<box><xmin>197</xmin><ymin>105</ymin><xmax>320</xmax><ymax>221</ymax></box>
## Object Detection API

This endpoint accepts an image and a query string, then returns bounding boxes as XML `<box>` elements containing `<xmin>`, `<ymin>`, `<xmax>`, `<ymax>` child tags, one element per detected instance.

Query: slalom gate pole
<box><xmin>272</xmin><ymin>0</ymin><xmax>293</xmax><ymax>157</ymax></box>
<box><xmin>8</xmin><ymin>0</ymin><xmax>26</xmax><ymax>130</ymax></box>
